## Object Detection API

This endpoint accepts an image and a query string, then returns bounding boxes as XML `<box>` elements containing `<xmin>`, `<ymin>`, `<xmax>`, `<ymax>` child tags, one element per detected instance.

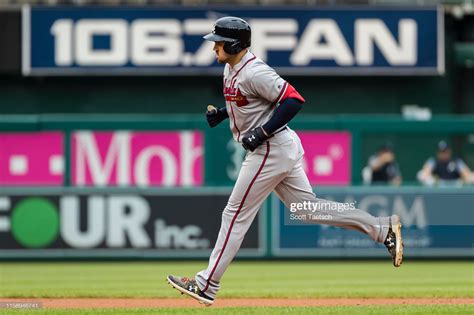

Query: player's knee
<box><xmin>223</xmin><ymin>202</ymin><xmax>239</xmax><ymax>216</ymax></box>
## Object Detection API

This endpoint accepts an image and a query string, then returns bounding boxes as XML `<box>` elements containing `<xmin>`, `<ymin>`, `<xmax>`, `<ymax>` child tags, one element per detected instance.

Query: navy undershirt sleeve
<box><xmin>262</xmin><ymin>98</ymin><xmax>303</xmax><ymax>135</ymax></box>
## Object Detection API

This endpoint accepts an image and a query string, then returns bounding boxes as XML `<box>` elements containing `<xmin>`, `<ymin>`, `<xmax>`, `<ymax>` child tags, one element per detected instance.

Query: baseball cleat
<box><xmin>384</xmin><ymin>215</ymin><xmax>404</xmax><ymax>267</ymax></box>
<box><xmin>166</xmin><ymin>275</ymin><xmax>214</xmax><ymax>306</ymax></box>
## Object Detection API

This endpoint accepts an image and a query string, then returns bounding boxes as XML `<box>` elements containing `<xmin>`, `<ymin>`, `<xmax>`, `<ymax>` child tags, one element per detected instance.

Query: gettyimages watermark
<box><xmin>288</xmin><ymin>201</ymin><xmax>357</xmax><ymax>222</ymax></box>
<box><xmin>0</xmin><ymin>301</ymin><xmax>42</xmax><ymax>309</ymax></box>
<box><xmin>283</xmin><ymin>192</ymin><xmax>474</xmax><ymax>227</ymax></box>
<box><xmin>290</xmin><ymin>201</ymin><xmax>357</xmax><ymax>213</ymax></box>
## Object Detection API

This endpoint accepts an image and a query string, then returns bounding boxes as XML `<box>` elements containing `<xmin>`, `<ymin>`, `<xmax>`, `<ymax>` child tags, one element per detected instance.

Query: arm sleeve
<box><xmin>262</xmin><ymin>97</ymin><xmax>303</xmax><ymax>135</ymax></box>
<box><xmin>368</xmin><ymin>155</ymin><xmax>378</xmax><ymax>168</ymax></box>
<box><xmin>422</xmin><ymin>158</ymin><xmax>435</xmax><ymax>176</ymax></box>
<box><xmin>393</xmin><ymin>163</ymin><xmax>402</xmax><ymax>177</ymax></box>
<box><xmin>425</xmin><ymin>158</ymin><xmax>435</xmax><ymax>169</ymax></box>
<box><xmin>456</xmin><ymin>159</ymin><xmax>468</xmax><ymax>172</ymax></box>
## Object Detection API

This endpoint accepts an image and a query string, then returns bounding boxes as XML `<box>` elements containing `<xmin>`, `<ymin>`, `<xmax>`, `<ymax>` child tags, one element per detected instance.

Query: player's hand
<box><xmin>242</xmin><ymin>127</ymin><xmax>270</xmax><ymax>152</ymax></box>
<box><xmin>206</xmin><ymin>105</ymin><xmax>228</xmax><ymax>128</ymax></box>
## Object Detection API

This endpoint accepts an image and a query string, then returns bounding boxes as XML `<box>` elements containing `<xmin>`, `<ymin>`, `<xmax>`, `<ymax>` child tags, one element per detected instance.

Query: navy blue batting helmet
<box><xmin>203</xmin><ymin>17</ymin><xmax>251</xmax><ymax>55</ymax></box>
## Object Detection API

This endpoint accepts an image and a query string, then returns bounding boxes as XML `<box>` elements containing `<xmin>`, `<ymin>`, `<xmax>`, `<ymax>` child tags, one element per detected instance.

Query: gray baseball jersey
<box><xmin>196</xmin><ymin>50</ymin><xmax>391</xmax><ymax>299</ymax></box>
<box><xmin>223</xmin><ymin>51</ymin><xmax>288</xmax><ymax>142</ymax></box>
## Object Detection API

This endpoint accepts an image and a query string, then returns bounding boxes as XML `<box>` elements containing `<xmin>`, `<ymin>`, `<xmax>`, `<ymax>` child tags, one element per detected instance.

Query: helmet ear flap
<box><xmin>223</xmin><ymin>40</ymin><xmax>243</xmax><ymax>55</ymax></box>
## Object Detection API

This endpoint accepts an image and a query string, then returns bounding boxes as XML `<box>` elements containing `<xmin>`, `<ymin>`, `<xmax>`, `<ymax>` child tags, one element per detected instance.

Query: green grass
<box><xmin>4</xmin><ymin>305</ymin><xmax>474</xmax><ymax>315</ymax></box>
<box><xmin>0</xmin><ymin>261</ymin><xmax>473</xmax><ymax>298</ymax></box>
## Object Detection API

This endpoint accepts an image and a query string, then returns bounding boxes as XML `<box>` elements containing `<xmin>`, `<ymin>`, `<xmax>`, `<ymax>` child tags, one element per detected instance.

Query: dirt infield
<box><xmin>2</xmin><ymin>298</ymin><xmax>474</xmax><ymax>308</ymax></box>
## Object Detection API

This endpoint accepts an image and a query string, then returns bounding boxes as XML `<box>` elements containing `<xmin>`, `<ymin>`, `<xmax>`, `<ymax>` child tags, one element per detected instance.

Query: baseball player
<box><xmin>167</xmin><ymin>17</ymin><xmax>403</xmax><ymax>306</ymax></box>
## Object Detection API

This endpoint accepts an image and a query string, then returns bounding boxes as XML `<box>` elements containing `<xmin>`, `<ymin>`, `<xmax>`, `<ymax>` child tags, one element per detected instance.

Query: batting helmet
<box><xmin>203</xmin><ymin>17</ymin><xmax>251</xmax><ymax>55</ymax></box>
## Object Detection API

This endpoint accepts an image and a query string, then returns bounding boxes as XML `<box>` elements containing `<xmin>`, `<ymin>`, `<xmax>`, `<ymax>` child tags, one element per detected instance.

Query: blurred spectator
<box><xmin>418</xmin><ymin>140</ymin><xmax>474</xmax><ymax>186</ymax></box>
<box><xmin>362</xmin><ymin>142</ymin><xmax>402</xmax><ymax>186</ymax></box>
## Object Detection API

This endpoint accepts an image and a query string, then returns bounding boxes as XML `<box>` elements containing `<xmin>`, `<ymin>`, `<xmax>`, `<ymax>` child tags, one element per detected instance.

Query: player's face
<box><xmin>213</xmin><ymin>41</ymin><xmax>230</xmax><ymax>64</ymax></box>
<box><xmin>437</xmin><ymin>149</ymin><xmax>451</xmax><ymax>161</ymax></box>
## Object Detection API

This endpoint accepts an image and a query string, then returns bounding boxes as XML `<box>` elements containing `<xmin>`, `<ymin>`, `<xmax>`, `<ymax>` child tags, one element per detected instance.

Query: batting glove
<box><xmin>242</xmin><ymin>127</ymin><xmax>270</xmax><ymax>152</ymax></box>
<box><xmin>206</xmin><ymin>107</ymin><xmax>228</xmax><ymax>128</ymax></box>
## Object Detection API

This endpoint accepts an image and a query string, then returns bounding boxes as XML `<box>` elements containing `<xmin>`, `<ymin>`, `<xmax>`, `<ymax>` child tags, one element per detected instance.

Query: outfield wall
<box><xmin>0</xmin><ymin>187</ymin><xmax>472</xmax><ymax>259</ymax></box>
<box><xmin>1</xmin><ymin>114</ymin><xmax>473</xmax><ymax>185</ymax></box>
<box><xmin>0</xmin><ymin>115</ymin><xmax>472</xmax><ymax>259</ymax></box>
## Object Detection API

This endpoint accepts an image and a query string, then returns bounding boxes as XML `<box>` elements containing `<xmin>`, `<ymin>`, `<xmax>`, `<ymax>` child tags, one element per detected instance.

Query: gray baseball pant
<box><xmin>195</xmin><ymin>129</ymin><xmax>390</xmax><ymax>298</ymax></box>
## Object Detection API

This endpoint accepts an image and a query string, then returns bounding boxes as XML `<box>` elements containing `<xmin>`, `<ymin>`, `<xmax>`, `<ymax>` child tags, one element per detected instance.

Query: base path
<box><xmin>2</xmin><ymin>298</ymin><xmax>474</xmax><ymax>308</ymax></box>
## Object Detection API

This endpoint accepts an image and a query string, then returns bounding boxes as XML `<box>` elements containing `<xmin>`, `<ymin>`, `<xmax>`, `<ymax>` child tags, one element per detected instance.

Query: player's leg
<box><xmin>193</xmin><ymin>141</ymin><xmax>294</xmax><ymax>299</ymax></box>
<box><xmin>274</xmin><ymin>135</ymin><xmax>403</xmax><ymax>266</ymax></box>
<box><xmin>167</xmin><ymin>143</ymin><xmax>279</xmax><ymax>304</ymax></box>
<box><xmin>274</xmin><ymin>158</ymin><xmax>390</xmax><ymax>242</ymax></box>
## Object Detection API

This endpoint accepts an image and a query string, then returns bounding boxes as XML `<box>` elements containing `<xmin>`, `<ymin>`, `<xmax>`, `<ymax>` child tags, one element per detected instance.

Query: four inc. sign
<box><xmin>0</xmin><ymin>190</ymin><xmax>265</xmax><ymax>257</ymax></box>
<box><xmin>22</xmin><ymin>7</ymin><xmax>444</xmax><ymax>76</ymax></box>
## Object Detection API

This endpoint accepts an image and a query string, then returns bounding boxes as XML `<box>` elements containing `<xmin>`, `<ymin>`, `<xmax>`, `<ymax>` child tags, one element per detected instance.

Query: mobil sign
<box><xmin>71</xmin><ymin>131</ymin><xmax>203</xmax><ymax>187</ymax></box>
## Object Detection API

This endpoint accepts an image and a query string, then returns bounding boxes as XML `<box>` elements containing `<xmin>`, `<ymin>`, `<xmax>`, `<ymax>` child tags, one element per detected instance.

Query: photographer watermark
<box><xmin>288</xmin><ymin>201</ymin><xmax>357</xmax><ymax>222</ymax></box>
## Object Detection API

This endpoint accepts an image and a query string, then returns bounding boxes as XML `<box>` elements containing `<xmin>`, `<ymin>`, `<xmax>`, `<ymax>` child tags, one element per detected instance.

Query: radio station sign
<box><xmin>22</xmin><ymin>7</ymin><xmax>443</xmax><ymax>76</ymax></box>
